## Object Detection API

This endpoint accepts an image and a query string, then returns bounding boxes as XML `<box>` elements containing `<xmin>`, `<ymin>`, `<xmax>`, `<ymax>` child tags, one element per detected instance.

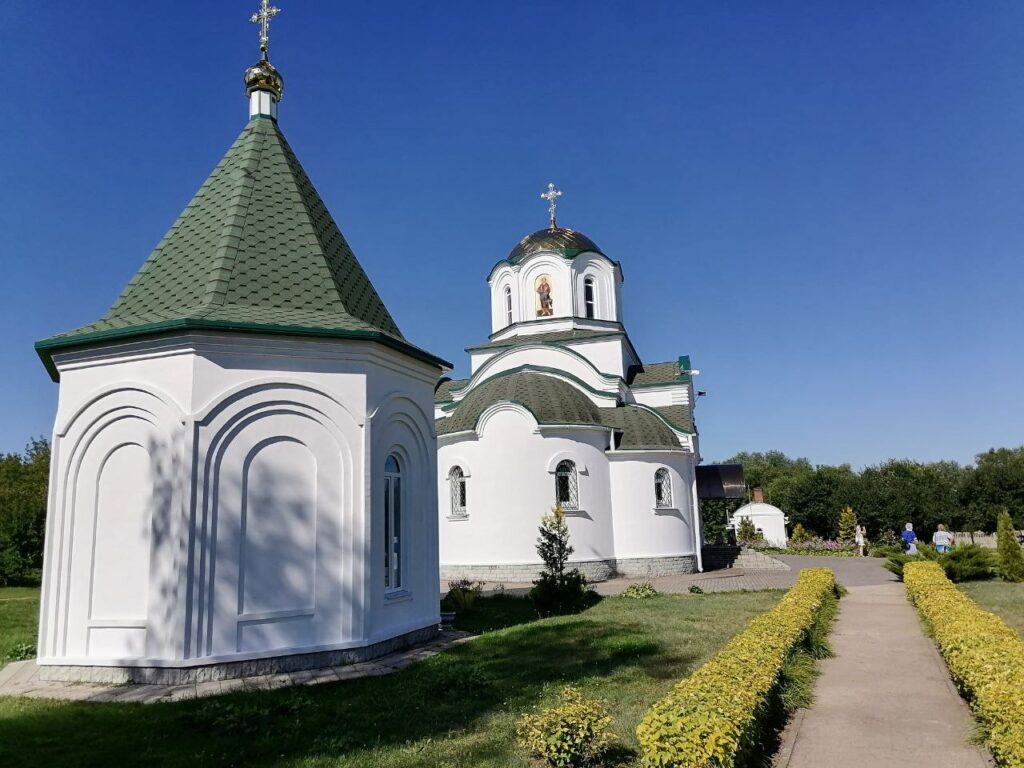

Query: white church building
<box><xmin>435</xmin><ymin>190</ymin><xmax>704</xmax><ymax>581</ymax></box>
<box><xmin>32</xmin><ymin>8</ymin><xmax>450</xmax><ymax>684</ymax></box>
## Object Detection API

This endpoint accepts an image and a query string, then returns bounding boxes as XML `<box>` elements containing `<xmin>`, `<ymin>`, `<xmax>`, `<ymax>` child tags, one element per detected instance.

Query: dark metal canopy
<box><xmin>696</xmin><ymin>464</ymin><xmax>746</xmax><ymax>499</ymax></box>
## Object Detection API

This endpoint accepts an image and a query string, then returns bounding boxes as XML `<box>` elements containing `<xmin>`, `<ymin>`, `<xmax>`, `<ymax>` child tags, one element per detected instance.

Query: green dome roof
<box><xmin>436</xmin><ymin>372</ymin><xmax>602</xmax><ymax>435</ymax></box>
<box><xmin>506</xmin><ymin>226</ymin><xmax>602</xmax><ymax>265</ymax></box>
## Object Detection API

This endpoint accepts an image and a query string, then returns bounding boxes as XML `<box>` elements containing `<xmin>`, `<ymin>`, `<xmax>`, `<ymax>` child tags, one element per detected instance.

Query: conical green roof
<box><xmin>37</xmin><ymin>116</ymin><xmax>448</xmax><ymax>379</ymax></box>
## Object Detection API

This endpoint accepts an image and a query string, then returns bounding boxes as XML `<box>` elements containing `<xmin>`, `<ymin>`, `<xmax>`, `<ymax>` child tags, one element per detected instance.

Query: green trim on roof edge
<box><xmin>35</xmin><ymin>319</ymin><xmax>452</xmax><ymax>382</ymax></box>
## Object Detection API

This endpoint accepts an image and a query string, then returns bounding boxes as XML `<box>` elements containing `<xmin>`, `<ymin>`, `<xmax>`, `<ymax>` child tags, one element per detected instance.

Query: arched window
<box><xmin>384</xmin><ymin>454</ymin><xmax>402</xmax><ymax>590</ymax></box>
<box><xmin>655</xmin><ymin>468</ymin><xmax>672</xmax><ymax>508</ymax></box>
<box><xmin>449</xmin><ymin>466</ymin><xmax>467</xmax><ymax>517</ymax></box>
<box><xmin>584</xmin><ymin>277</ymin><xmax>596</xmax><ymax>319</ymax></box>
<box><xmin>555</xmin><ymin>460</ymin><xmax>579</xmax><ymax>510</ymax></box>
<box><xmin>504</xmin><ymin>285</ymin><xmax>513</xmax><ymax>327</ymax></box>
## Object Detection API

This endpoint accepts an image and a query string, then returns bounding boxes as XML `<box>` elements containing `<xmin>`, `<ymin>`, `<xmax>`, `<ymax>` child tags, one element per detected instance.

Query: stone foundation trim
<box><xmin>441</xmin><ymin>554</ymin><xmax>698</xmax><ymax>583</ymax></box>
<box><xmin>37</xmin><ymin>624</ymin><xmax>440</xmax><ymax>686</ymax></box>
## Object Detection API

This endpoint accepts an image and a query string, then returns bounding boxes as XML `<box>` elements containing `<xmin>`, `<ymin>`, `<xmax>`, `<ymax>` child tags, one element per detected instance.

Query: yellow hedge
<box><xmin>636</xmin><ymin>568</ymin><xmax>836</xmax><ymax>768</ymax></box>
<box><xmin>904</xmin><ymin>562</ymin><xmax>1024</xmax><ymax>768</ymax></box>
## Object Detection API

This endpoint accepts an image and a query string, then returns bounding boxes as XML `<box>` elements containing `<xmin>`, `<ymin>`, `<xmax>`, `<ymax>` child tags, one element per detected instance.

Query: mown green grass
<box><xmin>0</xmin><ymin>590</ymin><xmax>780</xmax><ymax>768</ymax></box>
<box><xmin>958</xmin><ymin>580</ymin><xmax>1024</xmax><ymax>636</ymax></box>
<box><xmin>0</xmin><ymin>587</ymin><xmax>39</xmax><ymax>665</ymax></box>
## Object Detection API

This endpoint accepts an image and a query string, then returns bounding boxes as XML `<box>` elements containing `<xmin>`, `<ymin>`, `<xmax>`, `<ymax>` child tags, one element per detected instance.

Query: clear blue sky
<box><xmin>1</xmin><ymin>1</ymin><xmax>1022</xmax><ymax>467</ymax></box>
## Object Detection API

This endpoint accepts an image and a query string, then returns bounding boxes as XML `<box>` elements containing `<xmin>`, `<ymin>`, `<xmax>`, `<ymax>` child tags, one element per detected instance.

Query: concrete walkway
<box><xmin>776</xmin><ymin>583</ymin><xmax>993</xmax><ymax>768</ymax></box>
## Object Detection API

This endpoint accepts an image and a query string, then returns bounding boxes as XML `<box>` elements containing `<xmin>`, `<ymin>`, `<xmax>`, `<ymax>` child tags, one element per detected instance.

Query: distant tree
<box><xmin>736</xmin><ymin>516</ymin><xmax>758</xmax><ymax>544</ymax></box>
<box><xmin>961</xmin><ymin>448</ymin><xmax>1024</xmax><ymax>532</ymax></box>
<box><xmin>995</xmin><ymin>508</ymin><xmax>1024</xmax><ymax>582</ymax></box>
<box><xmin>837</xmin><ymin>507</ymin><xmax>858</xmax><ymax>544</ymax></box>
<box><xmin>790</xmin><ymin>522</ymin><xmax>810</xmax><ymax>544</ymax></box>
<box><xmin>0</xmin><ymin>438</ymin><xmax>50</xmax><ymax>586</ymax></box>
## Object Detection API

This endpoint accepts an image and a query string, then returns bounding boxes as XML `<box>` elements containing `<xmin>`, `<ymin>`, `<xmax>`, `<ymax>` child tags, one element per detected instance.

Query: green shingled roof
<box><xmin>651</xmin><ymin>405</ymin><xmax>695</xmax><ymax>434</ymax></box>
<box><xmin>627</xmin><ymin>357</ymin><xmax>693</xmax><ymax>387</ymax></box>
<box><xmin>435</xmin><ymin>377</ymin><xmax>470</xmax><ymax>402</ymax></box>
<box><xmin>436</xmin><ymin>372</ymin><xmax>602</xmax><ymax>435</ymax></box>
<box><xmin>36</xmin><ymin>116</ymin><xmax>448</xmax><ymax>378</ymax></box>
<box><xmin>600</xmin><ymin>405</ymin><xmax>684</xmax><ymax>450</ymax></box>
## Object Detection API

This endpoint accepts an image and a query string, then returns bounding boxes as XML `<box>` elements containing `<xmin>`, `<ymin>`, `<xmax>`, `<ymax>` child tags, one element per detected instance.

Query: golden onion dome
<box><xmin>506</xmin><ymin>226</ymin><xmax>603</xmax><ymax>265</ymax></box>
<box><xmin>244</xmin><ymin>58</ymin><xmax>284</xmax><ymax>100</ymax></box>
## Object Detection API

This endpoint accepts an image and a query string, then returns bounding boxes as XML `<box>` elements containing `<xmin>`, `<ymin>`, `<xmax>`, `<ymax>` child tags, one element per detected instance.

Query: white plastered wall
<box><xmin>608</xmin><ymin>454</ymin><xmax>697</xmax><ymax>560</ymax></box>
<box><xmin>38</xmin><ymin>333</ymin><xmax>441</xmax><ymax>668</ymax></box>
<box><xmin>437</xmin><ymin>406</ymin><xmax>614</xmax><ymax>569</ymax></box>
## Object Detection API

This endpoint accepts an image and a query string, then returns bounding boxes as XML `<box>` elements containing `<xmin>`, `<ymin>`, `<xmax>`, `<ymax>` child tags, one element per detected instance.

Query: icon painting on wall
<box><xmin>535</xmin><ymin>275</ymin><xmax>554</xmax><ymax>317</ymax></box>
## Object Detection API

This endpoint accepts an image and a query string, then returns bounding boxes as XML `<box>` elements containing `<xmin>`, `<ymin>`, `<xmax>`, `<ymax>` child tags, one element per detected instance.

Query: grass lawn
<box><xmin>958</xmin><ymin>580</ymin><xmax>1024</xmax><ymax>636</ymax></box>
<box><xmin>0</xmin><ymin>587</ymin><xmax>39</xmax><ymax>666</ymax></box>
<box><xmin>0</xmin><ymin>590</ymin><xmax>780</xmax><ymax>768</ymax></box>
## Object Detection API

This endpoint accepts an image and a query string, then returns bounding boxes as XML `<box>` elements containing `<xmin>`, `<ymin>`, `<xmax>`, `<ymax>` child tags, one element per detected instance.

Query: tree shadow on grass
<box><xmin>0</xmin><ymin>614</ymin><xmax>695</xmax><ymax>768</ymax></box>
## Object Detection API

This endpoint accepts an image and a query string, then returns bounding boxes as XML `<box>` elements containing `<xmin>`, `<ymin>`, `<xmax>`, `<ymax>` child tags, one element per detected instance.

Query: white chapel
<box><xmin>32</xmin><ymin>5</ymin><xmax>449</xmax><ymax>683</ymax></box>
<box><xmin>435</xmin><ymin>189</ymin><xmax>704</xmax><ymax>581</ymax></box>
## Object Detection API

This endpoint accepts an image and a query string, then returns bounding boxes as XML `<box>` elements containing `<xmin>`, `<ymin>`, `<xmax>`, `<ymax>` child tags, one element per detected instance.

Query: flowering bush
<box><xmin>748</xmin><ymin>538</ymin><xmax>856</xmax><ymax>556</ymax></box>
<box><xmin>905</xmin><ymin>562</ymin><xmax>1024</xmax><ymax>767</ymax></box>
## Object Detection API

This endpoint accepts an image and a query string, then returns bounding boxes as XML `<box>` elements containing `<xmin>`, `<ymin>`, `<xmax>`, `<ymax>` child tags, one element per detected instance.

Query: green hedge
<box><xmin>636</xmin><ymin>568</ymin><xmax>836</xmax><ymax>767</ymax></box>
<box><xmin>904</xmin><ymin>562</ymin><xmax>1024</xmax><ymax>767</ymax></box>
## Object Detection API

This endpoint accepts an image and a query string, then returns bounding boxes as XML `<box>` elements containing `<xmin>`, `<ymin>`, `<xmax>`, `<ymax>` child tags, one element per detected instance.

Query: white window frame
<box><xmin>555</xmin><ymin>460</ymin><xmax>579</xmax><ymax>510</ymax></box>
<box><xmin>504</xmin><ymin>285</ymin><xmax>513</xmax><ymax>327</ymax></box>
<box><xmin>655</xmin><ymin>467</ymin><xmax>672</xmax><ymax>509</ymax></box>
<box><xmin>583</xmin><ymin>276</ymin><xmax>596</xmax><ymax>319</ymax></box>
<box><xmin>384</xmin><ymin>454</ymin><xmax>403</xmax><ymax>591</ymax></box>
<box><xmin>448</xmin><ymin>465</ymin><xmax>467</xmax><ymax>517</ymax></box>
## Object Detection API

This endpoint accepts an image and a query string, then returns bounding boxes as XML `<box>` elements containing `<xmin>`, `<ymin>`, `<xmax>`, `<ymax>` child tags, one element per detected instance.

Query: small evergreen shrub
<box><xmin>688</xmin><ymin>584</ymin><xmax>704</xmax><ymax>595</ymax></box>
<box><xmin>622</xmin><ymin>582</ymin><xmax>659</xmax><ymax>599</ymax></box>
<box><xmin>837</xmin><ymin>506</ymin><xmax>858</xmax><ymax>545</ymax></box>
<box><xmin>905</xmin><ymin>562</ymin><xmax>1024</xmax><ymax>767</ymax></box>
<box><xmin>995</xmin><ymin>508</ymin><xmax>1024</xmax><ymax>583</ymax></box>
<box><xmin>517</xmin><ymin>686</ymin><xmax>614</xmax><ymax>767</ymax></box>
<box><xmin>736</xmin><ymin>517</ymin><xmax>759</xmax><ymax>545</ymax></box>
<box><xmin>446</xmin><ymin>579</ymin><xmax>484</xmax><ymax>612</ymax></box>
<box><xmin>789</xmin><ymin>523</ymin><xmax>810</xmax><ymax>544</ymax></box>
<box><xmin>940</xmin><ymin>544</ymin><xmax>995</xmax><ymax>583</ymax></box>
<box><xmin>529</xmin><ymin>506</ymin><xmax>591</xmax><ymax>617</ymax></box>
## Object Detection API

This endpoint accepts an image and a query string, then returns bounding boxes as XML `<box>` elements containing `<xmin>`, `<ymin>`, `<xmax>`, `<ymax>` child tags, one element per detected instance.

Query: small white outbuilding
<box><xmin>730</xmin><ymin>488</ymin><xmax>789</xmax><ymax>547</ymax></box>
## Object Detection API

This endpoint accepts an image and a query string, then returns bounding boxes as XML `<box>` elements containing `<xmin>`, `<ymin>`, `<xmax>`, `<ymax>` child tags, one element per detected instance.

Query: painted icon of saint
<box><xmin>536</xmin><ymin>276</ymin><xmax>554</xmax><ymax>317</ymax></box>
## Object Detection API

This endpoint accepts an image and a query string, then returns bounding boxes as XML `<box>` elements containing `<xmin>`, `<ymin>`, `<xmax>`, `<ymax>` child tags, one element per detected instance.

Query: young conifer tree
<box><xmin>530</xmin><ymin>505</ymin><xmax>588</xmax><ymax>616</ymax></box>
<box><xmin>838</xmin><ymin>507</ymin><xmax>858</xmax><ymax>544</ymax></box>
<box><xmin>996</xmin><ymin>508</ymin><xmax>1024</xmax><ymax>582</ymax></box>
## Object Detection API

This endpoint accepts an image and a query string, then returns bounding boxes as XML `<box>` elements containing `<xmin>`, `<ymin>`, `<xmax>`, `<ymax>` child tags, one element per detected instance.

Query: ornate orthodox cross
<box><xmin>250</xmin><ymin>0</ymin><xmax>282</xmax><ymax>58</ymax></box>
<box><xmin>540</xmin><ymin>183</ymin><xmax>562</xmax><ymax>229</ymax></box>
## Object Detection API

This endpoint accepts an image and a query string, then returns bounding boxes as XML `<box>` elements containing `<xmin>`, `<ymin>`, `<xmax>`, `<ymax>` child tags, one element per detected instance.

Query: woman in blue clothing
<box><xmin>901</xmin><ymin>523</ymin><xmax>918</xmax><ymax>555</ymax></box>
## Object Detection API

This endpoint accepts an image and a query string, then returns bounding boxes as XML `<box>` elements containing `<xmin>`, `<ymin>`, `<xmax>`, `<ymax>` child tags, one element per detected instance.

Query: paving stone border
<box><xmin>0</xmin><ymin>631</ymin><xmax>474</xmax><ymax>705</ymax></box>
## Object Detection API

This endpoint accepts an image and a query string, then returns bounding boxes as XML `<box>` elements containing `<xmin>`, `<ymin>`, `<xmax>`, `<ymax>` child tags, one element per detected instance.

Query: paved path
<box><xmin>0</xmin><ymin>631</ymin><xmax>474</xmax><ymax>704</ymax></box>
<box><xmin>776</xmin><ymin>583</ymin><xmax>993</xmax><ymax>768</ymax></box>
<box><xmin>446</xmin><ymin>555</ymin><xmax>896</xmax><ymax>598</ymax></box>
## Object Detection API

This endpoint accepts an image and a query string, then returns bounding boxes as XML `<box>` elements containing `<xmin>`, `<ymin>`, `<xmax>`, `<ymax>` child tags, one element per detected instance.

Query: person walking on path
<box><xmin>932</xmin><ymin>524</ymin><xmax>954</xmax><ymax>553</ymax></box>
<box><xmin>855</xmin><ymin>525</ymin><xmax>867</xmax><ymax>557</ymax></box>
<box><xmin>902</xmin><ymin>523</ymin><xmax>918</xmax><ymax>555</ymax></box>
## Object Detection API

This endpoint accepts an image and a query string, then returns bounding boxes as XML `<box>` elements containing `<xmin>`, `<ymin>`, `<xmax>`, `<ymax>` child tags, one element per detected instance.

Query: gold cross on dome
<box><xmin>540</xmin><ymin>183</ymin><xmax>562</xmax><ymax>229</ymax></box>
<box><xmin>250</xmin><ymin>0</ymin><xmax>281</xmax><ymax>58</ymax></box>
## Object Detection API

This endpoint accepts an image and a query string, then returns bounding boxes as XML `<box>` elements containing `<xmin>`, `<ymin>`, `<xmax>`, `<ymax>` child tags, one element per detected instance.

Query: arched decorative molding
<box><xmin>546</xmin><ymin>451</ymin><xmax>587</xmax><ymax>474</ymax></box>
<box><xmin>573</xmin><ymin>254</ymin><xmax>620</xmax><ymax>322</ymax></box>
<box><xmin>189</xmin><ymin>383</ymin><xmax>361</xmax><ymax>660</ymax></box>
<box><xmin>475</xmin><ymin>401</ymin><xmax>538</xmax><ymax>437</ymax></box>
<box><xmin>445</xmin><ymin>457</ymin><xmax>473</xmax><ymax>477</ymax></box>
<box><xmin>465</xmin><ymin>345</ymin><xmax>620</xmax><ymax>401</ymax></box>
<box><xmin>195</xmin><ymin>377</ymin><xmax>360</xmax><ymax>426</ymax></box>
<box><xmin>41</xmin><ymin>384</ymin><xmax>184</xmax><ymax>662</ymax></box>
<box><xmin>56</xmin><ymin>382</ymin><xmax>184</xmax><ymax>437</ymax></box>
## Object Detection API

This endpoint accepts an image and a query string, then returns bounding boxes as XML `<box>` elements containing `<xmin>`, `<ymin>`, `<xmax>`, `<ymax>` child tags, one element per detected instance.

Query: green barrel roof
<box><xmin>436</xmin><ymin>371</ymin><xmax>602</xmax><ymax>435</ymax></box>
<box><xmin>36</xmin><ymin>116</ymin><xmax>449</xmax><ymax>379</ymax></box>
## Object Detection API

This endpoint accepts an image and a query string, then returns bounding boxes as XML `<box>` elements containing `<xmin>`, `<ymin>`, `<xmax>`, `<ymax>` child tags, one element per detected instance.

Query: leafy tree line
<box><xmin>701</xmin><ymin>447</ymin><xmax>1024</xmax><ymax>543</ymax></box>
<box><xmin>0</xmin><ymin>438</ymin><xmax>49</xmax><ymax>585</ymax></box>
